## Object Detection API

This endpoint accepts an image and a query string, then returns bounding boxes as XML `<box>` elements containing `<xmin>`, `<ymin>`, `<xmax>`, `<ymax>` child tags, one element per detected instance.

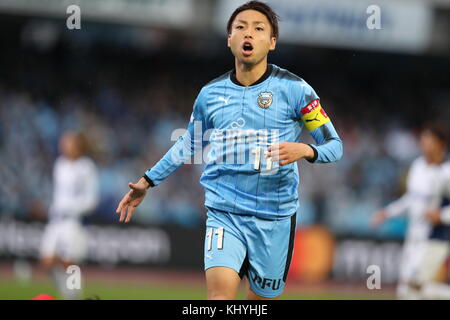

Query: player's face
<box><xmin>60</xmin><ymin>134</ymin><xmax>82</xmax><ymax>160</ymax></box>
<box><xmin>420</xmin><ymin>131</ymin><xmax>446</xmax><ymax>160</ymax></box>
<box><xmin>227</xmin><ymin>10</ymin><xmax>276</xmax><ymax>67</ymax></box>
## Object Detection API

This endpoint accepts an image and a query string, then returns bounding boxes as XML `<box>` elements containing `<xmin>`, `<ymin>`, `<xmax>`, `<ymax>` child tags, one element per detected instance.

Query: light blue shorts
<box><xmin>204</xmin><ymin>206</ymin><xmax>297</xmax><ymax>298</ymax></box>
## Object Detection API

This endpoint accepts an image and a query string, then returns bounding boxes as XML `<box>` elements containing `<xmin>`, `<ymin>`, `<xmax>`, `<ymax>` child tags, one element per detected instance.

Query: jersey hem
<box><xmin>204</xmin><ymin>201</ymin><xmax>297</xmax><ymax>220</ymax></box>
<box><xmin>248</xmin><ymin>282</ymin><xmax>283</xmax><ymax>299</ymax></box>
<box><xmin>204</xmin><ymin>264</ymin><xmax>241</xmax><ymax>275</ymax></box>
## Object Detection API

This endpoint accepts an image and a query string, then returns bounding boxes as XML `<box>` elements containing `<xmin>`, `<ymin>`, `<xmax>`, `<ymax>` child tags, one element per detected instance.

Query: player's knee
<box><xmin>409</xmin><ymin>281</ymin><xmax>423</xmax><ymax>292</ymax></box>
<box><xmin>247</xmin><ymin>289</ymin><xmax>280</xmax><ymax>300</ymax></box>
<box><xmin>208</xmin><ymin>291</ymin><xmax>235</xmax><ymax>300</ymax></box>
<box><xmin>40</xmin><ymin>256</ymin><xmax>55</xmax><ymax>270</ymax></box>
<box><xmin>206</xmin><ymin>280</ymin><xmax>238</xmax><ymax>300</ymax></box>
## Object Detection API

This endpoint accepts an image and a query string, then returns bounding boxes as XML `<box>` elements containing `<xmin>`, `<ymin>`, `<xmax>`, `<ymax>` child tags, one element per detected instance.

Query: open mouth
<box><xmin>242</xmin><ymin>42</ymin><xmax>254</xmax><ymax>56</ymax></box>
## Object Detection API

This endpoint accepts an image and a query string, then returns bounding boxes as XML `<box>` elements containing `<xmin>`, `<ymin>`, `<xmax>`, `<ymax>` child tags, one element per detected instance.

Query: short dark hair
<box><xmin>423</xmin><ymin>123</ymin><xmax>449</xmax><ymax>146</ymax></box>
<box><xmin>227</xmin><ymin>1</ymin><xmax>279</xmax><ymax>39</ymax></box>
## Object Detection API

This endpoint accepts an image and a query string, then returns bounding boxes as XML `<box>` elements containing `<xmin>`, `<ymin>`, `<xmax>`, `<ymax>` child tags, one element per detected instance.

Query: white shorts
<box><xmin>40</xmin><ymin>220</ymin><xmax>88</xmax><ymax>263</ymax></box>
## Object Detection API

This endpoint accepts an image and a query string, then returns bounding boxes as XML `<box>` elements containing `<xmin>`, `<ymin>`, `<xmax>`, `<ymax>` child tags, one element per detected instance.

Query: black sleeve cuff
<box><xmin>306</xmin><ymin>144</ymin><xmax>318</xmax><ymax>163</ymax></box>
<box><xmin>142</xmin><ymin>174</ymin><xmax>155</xmax><ymax>188</ymax></box>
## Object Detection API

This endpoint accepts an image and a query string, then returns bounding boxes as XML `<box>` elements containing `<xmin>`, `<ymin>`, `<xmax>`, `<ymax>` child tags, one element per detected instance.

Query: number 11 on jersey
<box><xmin>206</xmin><ymin>227</ymin><xmax>224</xmax><ymax>251</ymax></box>
<box><xmin>251</xmin><ymin>146</ymin><xmax>273</xmax><ymax>171</ymax></box>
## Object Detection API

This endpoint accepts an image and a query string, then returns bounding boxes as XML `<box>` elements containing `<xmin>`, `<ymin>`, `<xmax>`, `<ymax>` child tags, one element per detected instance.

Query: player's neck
<box><xmin>234</xmin><ymin>59</ymin><xmax>268</xmax><ymax>86</ymax></box>
<box><xmin>64</xmin><ymin>154</ymin><xmax>82</xmax><ymax>161</ymax></box>
<box><xmin>426</xmin><ymin>153</ymin><xmax>445</xmax><ymax>165</ymax></box>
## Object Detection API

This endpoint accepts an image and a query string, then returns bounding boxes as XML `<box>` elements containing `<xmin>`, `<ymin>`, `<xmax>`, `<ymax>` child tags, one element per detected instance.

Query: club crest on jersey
<box><xmin>257</xmin><ymin>92</ymin><xmax>273</xmax><ymax>109</ymax></box>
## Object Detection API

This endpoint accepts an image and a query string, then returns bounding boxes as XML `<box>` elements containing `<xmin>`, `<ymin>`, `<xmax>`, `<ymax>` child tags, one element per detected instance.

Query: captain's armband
<box><xmin>300</xmin><ymin>99</ymin><xmax>330</xmax><ymax>132</ymax></box>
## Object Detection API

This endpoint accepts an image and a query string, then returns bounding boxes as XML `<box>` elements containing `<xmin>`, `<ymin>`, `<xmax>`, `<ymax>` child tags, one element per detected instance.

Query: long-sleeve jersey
<box><xmin>385</xmin><ymin>157</ymin><xmax>450</xmax><ymax>241</ymax></box>
<box><xmin>49</xmin><ymin>156</ymin><xmax>99</xmax><ymax>221</ymax></box>
<box><xmin>145</xmin><ymin>64</ymin><xmax>343</xmax><ymax>219</ymax></box>
<box><xmin>428</xmin><ymin>160</ymin><xmax>450</xmax><ymax>225</ymax></box>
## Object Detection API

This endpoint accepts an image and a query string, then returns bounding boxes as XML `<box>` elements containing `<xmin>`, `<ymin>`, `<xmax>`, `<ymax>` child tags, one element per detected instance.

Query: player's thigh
<box><xmin>244</xmin><ymin>214</ymin><xmax>297</xmax><ymax>299</ymax></box>
<box><xmin>40</xmin><ymin>224</ymin><xmax>59</xmax><ymax>263</ymax></box>
<box><xmin>204</xmin><ymin>208</ymin><xmax>247</xmax><ymax>299</ymax></box>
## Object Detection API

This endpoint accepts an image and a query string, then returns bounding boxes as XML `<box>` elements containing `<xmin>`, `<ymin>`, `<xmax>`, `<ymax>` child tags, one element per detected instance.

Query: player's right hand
<box><xmin>116</xmin><ymin>178</ymin><xmax>149</xmax><ymax>223</ymax></box>
<box><xmin>371</xmin><ymin>210</ymin><xmax>387</xmax><ymax>228</ymax></box>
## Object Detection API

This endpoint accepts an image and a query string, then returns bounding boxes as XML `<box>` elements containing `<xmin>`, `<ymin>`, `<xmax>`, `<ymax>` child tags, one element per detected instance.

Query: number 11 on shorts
<box><xmin>206</xmin><ymin>227</ymin><xmax>224</xmax><ymax>251</ymax></box>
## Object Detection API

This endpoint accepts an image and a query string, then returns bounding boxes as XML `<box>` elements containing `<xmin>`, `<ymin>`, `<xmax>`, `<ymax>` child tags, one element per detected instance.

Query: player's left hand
<box><xmin>267</xmin><ymin>142</ymin><xmax>315</xmax><ymax>165</ymax></box>
<box><xmin>426</xmin><ymin>209</ymin><xmax>442</xmax><ymax>225</ymax></box>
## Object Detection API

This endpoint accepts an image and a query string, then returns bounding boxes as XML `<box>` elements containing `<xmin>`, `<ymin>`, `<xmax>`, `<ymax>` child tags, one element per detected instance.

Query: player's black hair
<box><xmin>423</xmin><ymin>123</ymin><xmax>449</xmax><ymax>146</ymax></box>
<box><xmin>227</xmin><ymin>1</ymin><xmax>279</xmax><ymax>39</ymax></box>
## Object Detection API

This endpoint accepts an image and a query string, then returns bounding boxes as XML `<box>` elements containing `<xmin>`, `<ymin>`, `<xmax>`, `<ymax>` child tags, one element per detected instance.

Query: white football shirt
<box><xmin>49</xmin><ymin>156</ymin><xmax>99</xmax><ymax>221</ymax></box>
<box><xmin>385</xmin><ymin>157</ymin><xmax>450</xmax><ymax>241</ymax></box>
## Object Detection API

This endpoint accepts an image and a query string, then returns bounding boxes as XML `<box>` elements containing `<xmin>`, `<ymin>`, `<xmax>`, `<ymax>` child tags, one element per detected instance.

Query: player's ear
<box><xmin>227</xmin><ymin>33</ymin><xmax>231</xmax><ymax>48</ymax></box>
<box><xmin>269</xmin><ymin>36</ymin><xmax>277</xmax><ymax>51</ymax></box>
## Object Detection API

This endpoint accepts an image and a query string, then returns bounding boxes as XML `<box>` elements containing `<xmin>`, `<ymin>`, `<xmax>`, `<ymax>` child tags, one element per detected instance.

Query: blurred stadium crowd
<box><xmin>1</xmin><ymin>16</ymin><xmax>450</xmax><ymax>240</ymax></box>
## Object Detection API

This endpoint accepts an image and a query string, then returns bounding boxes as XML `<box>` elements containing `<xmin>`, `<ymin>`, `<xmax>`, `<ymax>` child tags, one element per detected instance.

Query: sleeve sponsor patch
<box><xmin>300</xmin><ymin>99</ymin><xmax>330</xmax><ymax>131</ymax></box>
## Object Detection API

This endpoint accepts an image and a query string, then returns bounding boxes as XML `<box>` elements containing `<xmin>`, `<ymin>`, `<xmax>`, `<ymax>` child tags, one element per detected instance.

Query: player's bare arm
<box><xmin>371</xmin><ymin>191</ymin><xmax>413</xmax><ymax>228</ymax></box>
<box><xmin>116</xmin><ymin>177</ymin><xmax>150</xmax><ymax>223</ymax></box>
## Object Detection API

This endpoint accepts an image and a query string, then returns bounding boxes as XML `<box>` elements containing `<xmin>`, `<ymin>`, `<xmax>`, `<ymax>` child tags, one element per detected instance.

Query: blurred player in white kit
<box><xmin>39</xmin><ymin>131</ymin><xmax>99</xmax><ymax>299</ymax></box>
<box><xmin>412</xmin><ymin>143</ymin><xmax>450</xmax><ymax>299</ymax></box>
<box><xmin>372</xmin><ymin>124</ymin><xmax>450</xmax><ymax>300</ymax></box>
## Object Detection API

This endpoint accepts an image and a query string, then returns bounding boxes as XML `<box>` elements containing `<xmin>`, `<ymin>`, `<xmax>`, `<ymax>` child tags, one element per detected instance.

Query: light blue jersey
<box><xmin>145</xmin><ymin>64</ymin><xmax>343</xmax><ymax>219</ymax></box>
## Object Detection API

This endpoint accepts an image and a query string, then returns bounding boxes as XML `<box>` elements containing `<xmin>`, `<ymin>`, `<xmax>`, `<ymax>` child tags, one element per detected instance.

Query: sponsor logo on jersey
<box><xmin>251</xmin><ymin>273</ymin><xmax>282</xmax><ymax>291</ymax></box>
<box><xmin>257</xmin><ymin>92</ymin><xmax>273</xmax><ymax>109</ymax></box>
<box><xmin>230</xmin><ymin>117</ymin><xmax>246</xmax><ymax>129</ymax></box>
<box><xmin>300</xmin><ymin>99</ymin><xmax>330</xmax><ymax>131</ymax></box>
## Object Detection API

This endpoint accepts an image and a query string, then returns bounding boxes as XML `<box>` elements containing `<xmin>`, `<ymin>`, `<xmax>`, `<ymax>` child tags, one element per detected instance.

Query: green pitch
<box><xmin>0</xmin><ymin>277</ymin><xmax>395</xmax><ymax>300</ymax></box>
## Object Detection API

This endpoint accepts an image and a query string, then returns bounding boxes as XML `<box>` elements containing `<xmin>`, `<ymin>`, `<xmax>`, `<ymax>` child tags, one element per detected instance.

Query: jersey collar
<box><xmin>230</xmin><ymin>64</ymin><xmax>273</xmax><ymax>87</ymax></box>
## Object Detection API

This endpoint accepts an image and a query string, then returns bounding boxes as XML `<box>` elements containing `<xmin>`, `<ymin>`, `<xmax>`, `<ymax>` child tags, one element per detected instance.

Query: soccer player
<box><xmin>116</xmin><ymin>1</ymin><xmax>343</xmax><ymax>300</ymax></box>
<box><xmin>372</xmin><ymin>125</ymin><xmax>450</xmax><ymax>300</ymax></box>
<box><xmin>412</xmin><ymin>126</ymin><xmax>450</xmax><ymax>299</ymax></box>
<box><xmin>40</xmin><ymin>131</ymin><xmax>99</xmax><ymax>299</ymax></box>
